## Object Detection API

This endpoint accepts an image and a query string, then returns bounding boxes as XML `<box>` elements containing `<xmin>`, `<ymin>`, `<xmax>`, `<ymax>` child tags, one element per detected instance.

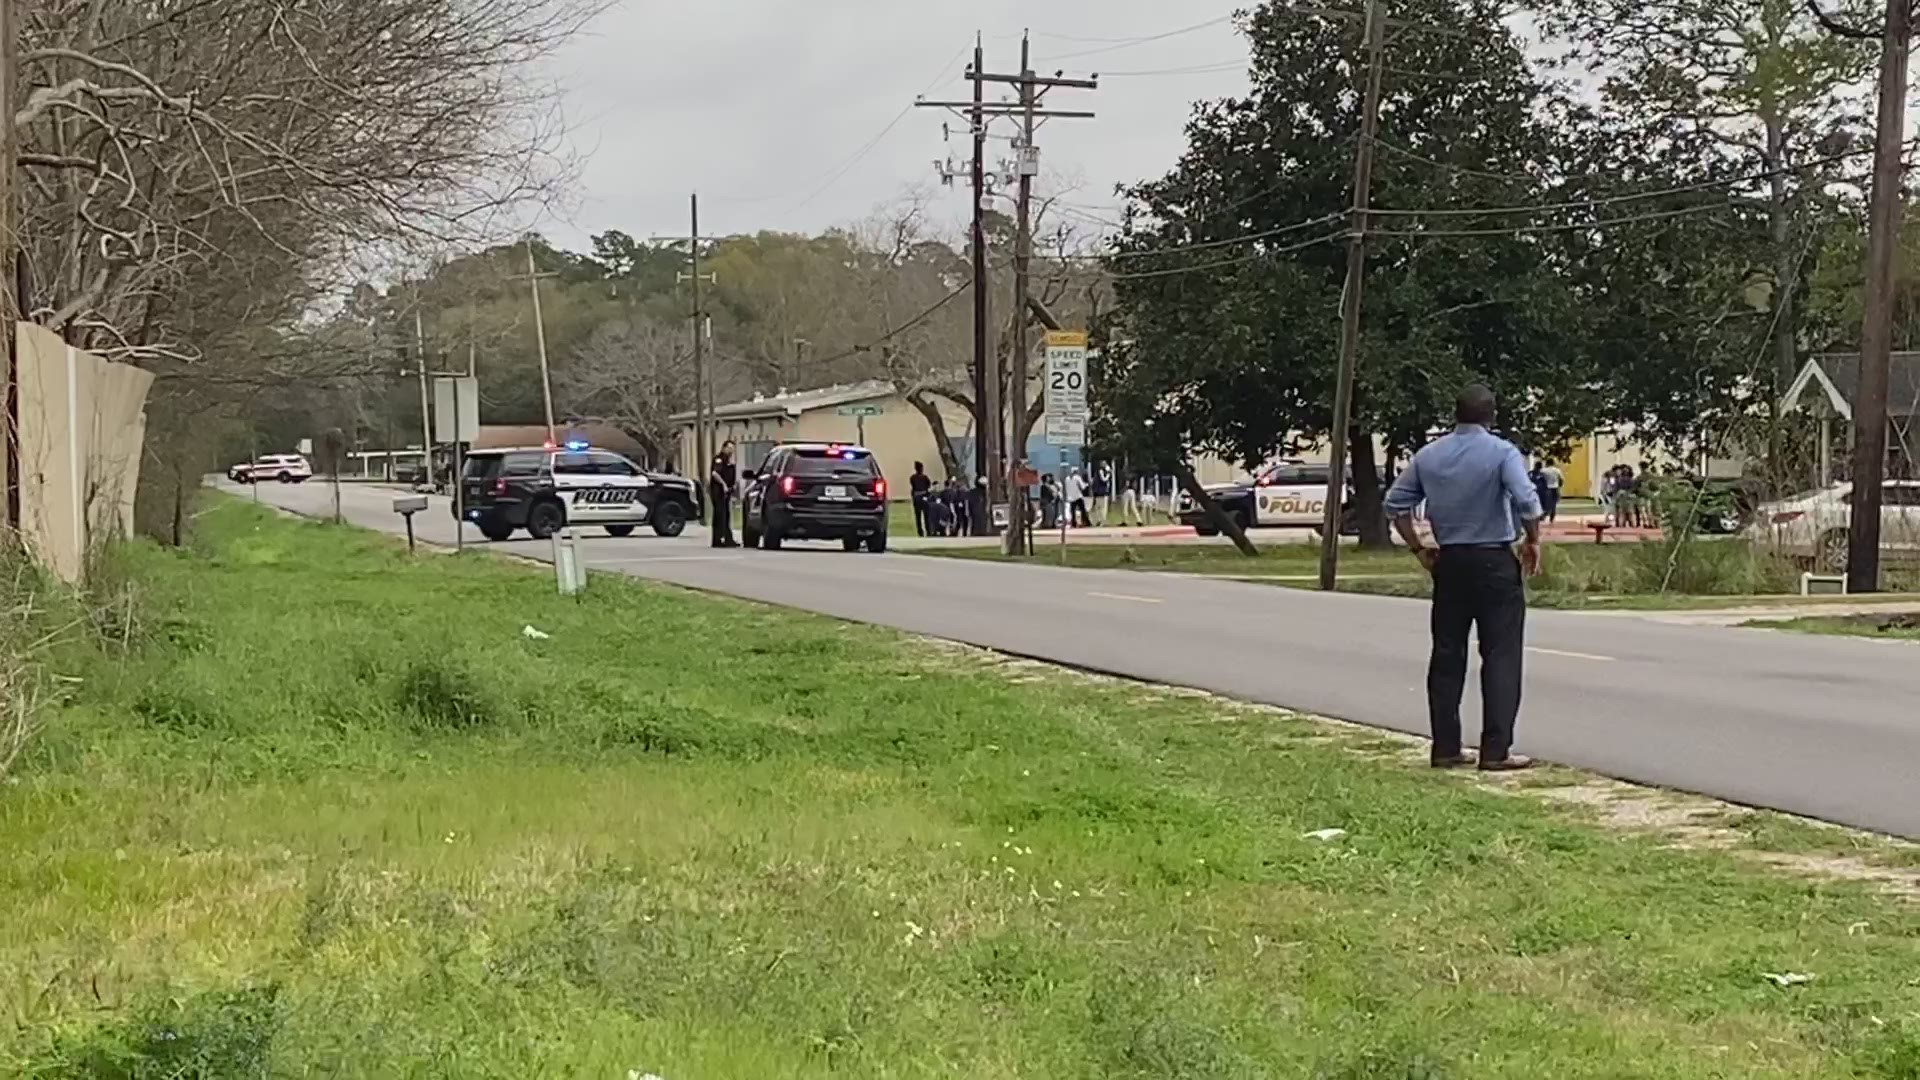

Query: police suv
<box><xmin>457</xmin><ymin>444</ymin><xmax>699</xmax><ymax>542</ymax></box>
<box><xmin>1178</xmin><ymin>458</ymin><xmax>1424</xmax><ymax>540</ymax></box>
<box><xmin>1177</xmin><ymin>459</ymin><xmax>1343</xmax><ymax>535</ymax></box>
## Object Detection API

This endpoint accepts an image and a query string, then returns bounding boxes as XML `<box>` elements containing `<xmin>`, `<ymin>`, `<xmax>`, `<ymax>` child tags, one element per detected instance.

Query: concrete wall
<box><xmin>11</xmin><ymin>324</ymin><xmax>155</xmax><ymax>582</ymax></box>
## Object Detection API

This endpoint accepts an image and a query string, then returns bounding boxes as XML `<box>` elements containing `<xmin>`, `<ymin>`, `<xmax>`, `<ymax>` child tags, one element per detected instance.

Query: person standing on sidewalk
<box><xmin>1540</xmin><ymin>462</ymin><xmax>1564</xmax><ymax>523</ymax></box>
<box><xmin>708</xmin><ymin>440</ymin><xmax>739</xmax><ymax>549</ymax></box>
<box><xmin>909</xmin><ymin>462</ymin><xmax>933</xmax><ymax>537</ymax></box>
<box><xmin>1065</xmin><ymin>468</ymin><xmax>1091</xmax><ymax>528</ymax></box>
<box><xmin>1090</xmin><ymin>465</ymin><xmax>1112</xmax><ymax>526</ymax></box>
<box><xmin>1383</xmin><ymin>384</ymin><xmax>1543</xmax><ymax>772</ymax></box>
<box><xmin>1120</xmin><ymin>470</ymin><xmax>1146</xmax><ymax>526</ymax></box>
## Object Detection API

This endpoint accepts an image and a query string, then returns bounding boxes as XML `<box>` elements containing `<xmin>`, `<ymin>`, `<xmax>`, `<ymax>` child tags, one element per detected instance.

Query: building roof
<box><xmin>671</xmin><ymin>379</ymin><xmax>897</xmax><ymax>424</ymax></box>
<box><xmin>1791</xmin><ymin>353</ymin><xmax>1920</xmax><ymax>420</ymax></box>
<box><xmin>466</xmin><ymin>422</ymin><xmax>645</xmax><ymax>458</ymax></box>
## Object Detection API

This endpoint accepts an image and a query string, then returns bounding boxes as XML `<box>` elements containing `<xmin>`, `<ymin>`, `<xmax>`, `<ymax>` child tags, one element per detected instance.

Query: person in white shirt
<box><xmin>1541</xmin><ymin>463</ymin><xmax>1564</xmax><ymax>522</ymax></box>
<box><xmin>1065</xmin><ymin>468</ymin><xmax>1090</xmax><ymax>528</ymax></box>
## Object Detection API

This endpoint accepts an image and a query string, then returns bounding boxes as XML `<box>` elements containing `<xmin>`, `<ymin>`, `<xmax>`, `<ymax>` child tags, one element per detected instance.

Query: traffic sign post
<box><xmin>836</xmin><ymin>403</ymin><xmax>883</xmax><ymax>444</ymax></box>
<box><xmin>1043</xmin><ymin>331</ymin><xmax>1089</xmax><ymax>448</ymax></box>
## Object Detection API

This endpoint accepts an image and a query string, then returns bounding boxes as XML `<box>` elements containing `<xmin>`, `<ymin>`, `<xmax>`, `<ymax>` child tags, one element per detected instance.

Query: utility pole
<box><xmin>525</xmin><ymin>239</ymin><xmax>558</xmax><ymax>443</ymax></box>
<box><xmin>918</xmin><ymin>35</ymin><xmax>1096</xmax><ymax>534</ymax></box>
<box><xmin>413</xmin><ymin>310</ymin><xmax>434</xmax><ymax>490</ymax></box>
<box><xmin>1317</xmin><ymin>0</ymin><xmax>1388</xmax><ymax>592</ymax></box>
<box><xmin>972</xmin><ymin>37</ymin><xmax>997</xmax><ymax>503</ymax></box>
<box><xmin>1847</xmin><ymin>0</ymin><xmax>1912</xmax><ymax>593</ymax></box>
<box><xmin>654</xmin><ymin>200</ymin><xmax>721</xmax><ymax>502</ymax></box>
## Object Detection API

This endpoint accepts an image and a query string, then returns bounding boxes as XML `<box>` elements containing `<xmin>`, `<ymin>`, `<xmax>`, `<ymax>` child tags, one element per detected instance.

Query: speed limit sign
<box><xmin>1044</xmin><ymin>330</ymin><xmax>1089</xmax><ymax>446</ymax></box>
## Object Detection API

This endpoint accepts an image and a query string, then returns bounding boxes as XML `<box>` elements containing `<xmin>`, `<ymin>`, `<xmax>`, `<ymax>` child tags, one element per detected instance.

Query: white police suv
<box><xmin>457</xmin><ymin>442</ymin><xmax>699</xmax><ymax>542</ymax></box>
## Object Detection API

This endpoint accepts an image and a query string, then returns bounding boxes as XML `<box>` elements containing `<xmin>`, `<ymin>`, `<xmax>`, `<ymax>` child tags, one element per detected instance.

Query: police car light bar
<box><xmin>564</xmin><ymin>439</ymin><xmax>590</xmax><ymax>451</ymax></box>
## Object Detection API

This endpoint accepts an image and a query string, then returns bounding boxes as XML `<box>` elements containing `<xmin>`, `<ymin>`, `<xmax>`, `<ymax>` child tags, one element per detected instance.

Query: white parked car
<box><xmin>1747</xmin><ymin>479</ymin><xmax>1920</xmax><ymax>571</ymax></box>
<box><xmin>228</xmin><ymin>454</ymin><xmax>313</xmax><ymax>484</ymax></box>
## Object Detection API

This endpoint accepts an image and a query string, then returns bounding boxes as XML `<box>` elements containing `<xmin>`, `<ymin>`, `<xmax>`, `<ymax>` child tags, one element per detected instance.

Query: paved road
<box><xmin>229</xmin><ymin>481</ymin><xmax>1920</xmax><ymax>839</ymax></box>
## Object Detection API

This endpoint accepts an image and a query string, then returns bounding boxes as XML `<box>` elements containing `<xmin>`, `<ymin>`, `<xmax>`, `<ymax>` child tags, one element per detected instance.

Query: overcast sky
<box><xmin>534</xmin><ymin>1</ymin><xmax>1258</xmax><ymax>252</ymax></box>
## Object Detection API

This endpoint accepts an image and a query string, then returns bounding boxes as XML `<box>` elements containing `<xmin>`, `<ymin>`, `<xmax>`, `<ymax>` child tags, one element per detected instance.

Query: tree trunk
<box><xmin>1348</xmin><ymin>425</ymin><xmax>1391</xmax><ymax>549</ymax></box>
<box><xmin>1176</xmin><ymin>465</ymin><xmax>1258</xmax><ymax>556</ymax></box>
<box><xmin>1765</xmin><ymin>114</ymin><xmax>1798</xmax><ymax>388</ymax></box>
<box><xmin>905</xmin><ymin>389</ymin><xmax>965</xmax><ymax>480</ymax></box>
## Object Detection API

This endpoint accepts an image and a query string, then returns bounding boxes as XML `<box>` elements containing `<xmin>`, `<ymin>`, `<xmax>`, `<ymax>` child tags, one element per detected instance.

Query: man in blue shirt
<box><xmin>1383</xmin><ymin>384</ymin><xmax>1543</xmax><ymax>772</ymax></box>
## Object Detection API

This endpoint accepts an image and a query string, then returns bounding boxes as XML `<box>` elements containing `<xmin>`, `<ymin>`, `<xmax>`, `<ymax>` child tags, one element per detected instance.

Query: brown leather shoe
<box><xmin>1478</xmin><ymin>754</ymin><xmax>1535</xmax><ymax>773</ymax></box>
<box><xmin>1430</xmin><ymin>753</ymin><xmax>1476</xmax><ymax>769</ymax></box>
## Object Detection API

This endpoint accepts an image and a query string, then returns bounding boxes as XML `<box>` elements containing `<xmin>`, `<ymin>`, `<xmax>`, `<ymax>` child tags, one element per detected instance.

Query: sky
<box><xmin>533</xmin><ymin>1</ymin><xmax>1259</xmax><ymax>253</ymax></box>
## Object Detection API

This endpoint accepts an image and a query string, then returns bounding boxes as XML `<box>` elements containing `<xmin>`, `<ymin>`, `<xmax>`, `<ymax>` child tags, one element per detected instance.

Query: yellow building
<box><xmin>673</xmin><ymin>381</ymin><xmax>975</xmax><ymax>491</ymax></box>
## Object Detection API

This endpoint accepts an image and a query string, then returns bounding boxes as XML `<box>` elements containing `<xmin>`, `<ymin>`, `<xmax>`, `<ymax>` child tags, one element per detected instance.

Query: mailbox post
<box><xmin>392</xmin><ymin>494</ymin><xmax>428</xmax><ymax>554</ymax></box>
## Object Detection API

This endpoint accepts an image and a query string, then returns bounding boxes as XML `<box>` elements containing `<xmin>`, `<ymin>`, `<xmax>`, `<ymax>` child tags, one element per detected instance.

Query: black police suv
<box><xmin>741</xmin><ymin>443</ymin><xmax>889</xmax><ymax>552</ymax></box>
<box><xmin>458</xmin><ymin>446</ymin><xmax>699</xmax><ymax>542</ymax></box>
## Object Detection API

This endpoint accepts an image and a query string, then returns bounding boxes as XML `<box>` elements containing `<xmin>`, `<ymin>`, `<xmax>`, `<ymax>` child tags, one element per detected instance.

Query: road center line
<box><xmin>1088</xmin><ymin>591</ymin><xmax>1164</xmax><ymax>605</ymax></box>
<box><xmin>874</xmin><ymin>567</ymin><xmax>927</xmax><ymax>578</ymax></box>
<box><xmin>1527</xmin><ymin>646</ymin><xmax>1616</xmax><ymax>662</ymax></box>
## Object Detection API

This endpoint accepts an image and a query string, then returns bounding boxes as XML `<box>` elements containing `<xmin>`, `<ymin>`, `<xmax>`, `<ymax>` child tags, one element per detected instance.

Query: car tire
<box><xmin>527</xmin><ymin>499</ymin><xmax>566</xmax><ymax>540</ymax></box>
<box><xmin>1194</xmin><ymin>523</ymin><xmax>1219</xmax><ymax>537</ymax></box>
<box><xmin>605</xmin><ymin>524</ymin><xmax>637</xmax><ymax>538</ymax></box>
<box><xmin>277</xmin><ymin>472</ymin><xmax>294</xmax><ymax>483</ymax></box>
<box><xmin>762</xmin><ymin>529</ymin><xmax>783</xmax><ymax>551</ymax></box>
<box><xmin>651</xmin><ymin>501</ymin><xmax>688</xmax><ymax>538</ymax></box>
<box><xmin>478</xmin><ymin>519</ymin><xmax>515</xmax><ymax>543</ymax></box>
<box><xmin>842</xmin><ymin>537</ymin><xmax>862</xmax><ymax>552</ymax></box>
<box><xmin>742</xmin><ymin>519</ymin><xmax>761</xmax><ymax>548</ymax></box>
<box><xmin>866</xmin><ymin>532</ymin><xmax>888</xmax><ymax>554</ymax></box>
<box><xmin>1817</xmin><ymin>528</ymin><xmax>1849</xmax><ymax>573</ymax></box>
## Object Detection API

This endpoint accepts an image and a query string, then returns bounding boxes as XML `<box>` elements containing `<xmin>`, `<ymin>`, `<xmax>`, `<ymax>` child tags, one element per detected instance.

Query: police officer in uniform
<box><xmin>708</xmin><ymin>440</ymin><xmax>738</xmax><ymax>548</ymax></box>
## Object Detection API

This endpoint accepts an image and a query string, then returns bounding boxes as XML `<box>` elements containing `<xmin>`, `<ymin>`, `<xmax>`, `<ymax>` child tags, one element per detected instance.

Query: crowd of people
<box><xmin>908</xmin><ymin>462</ymin><xmax>1160</xmax><ymax>537</ymax></box>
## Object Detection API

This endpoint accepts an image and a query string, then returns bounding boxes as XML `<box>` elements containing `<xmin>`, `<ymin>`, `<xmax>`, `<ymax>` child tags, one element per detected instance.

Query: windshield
<box><xmin>789</xmin><ymin>449</ymin><xmax>878</xmax><ymax>478</ymax></box>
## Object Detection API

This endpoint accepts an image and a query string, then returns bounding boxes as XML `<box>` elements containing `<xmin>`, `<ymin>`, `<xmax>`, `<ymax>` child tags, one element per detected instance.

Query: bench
<box><xmin>1587</xmin><ymin>521</ymin><xmax>1610</xmax><ymax>544</ymax></box>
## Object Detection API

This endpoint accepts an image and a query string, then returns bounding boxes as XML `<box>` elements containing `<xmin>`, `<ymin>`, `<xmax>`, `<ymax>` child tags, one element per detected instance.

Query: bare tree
<box><xmin>555</xmin><ymin>315</ymin><xmax>699</xmax><ymax>467</ymax></box>
<box><xmin>8</xmin><ymin>0</ymin><xmax>605</xmax><ymax>534</ymax></box>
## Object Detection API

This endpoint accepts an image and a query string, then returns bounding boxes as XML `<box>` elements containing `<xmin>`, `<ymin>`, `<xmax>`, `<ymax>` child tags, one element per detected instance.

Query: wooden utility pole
<box><xmin>414</xmin><ymin>310</ymin><xmax>434</xmax><ymax>490</ymax></box>
<box><xmin>1318</xmin><ymin>0</ymin><xmax>1388</xmax><ymax>592</ymax></box>
<box><xmin>525</xmin><ymin>239</ymin><xmax>558</xmax><ymax>443</ymax></box>
<box><xmin>920</xmin><ymin>36</ymin><xmax>1096</xmax><ymax>537</ymax></box>
<box><xmin>652</xmin><ymin>204</ymin><xmax>721</xmax><ymax>491</ymax></box>
<box><xmin>1847</xmin><ymin>0</ymin><xmax>1912</xmax><ymax>593</ymax></box>
<box><xmin>995</xmin><ymin>33</ymin><xmax>1097</xmax><ymax>553</ymax></box>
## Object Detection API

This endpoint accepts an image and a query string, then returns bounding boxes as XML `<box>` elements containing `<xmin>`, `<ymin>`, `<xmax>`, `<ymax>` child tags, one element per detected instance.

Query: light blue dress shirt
<box><xmin>1383</xmin><ymin>424</ymin><xmax>1543</xmax><ymax>547</ymax></box>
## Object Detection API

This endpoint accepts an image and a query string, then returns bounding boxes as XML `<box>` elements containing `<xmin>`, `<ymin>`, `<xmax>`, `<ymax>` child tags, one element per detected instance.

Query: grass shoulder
<box><xmin>4</xmin><ymin>496</ymin><xmax>1919</xmax><ymax>1077</ymax></box>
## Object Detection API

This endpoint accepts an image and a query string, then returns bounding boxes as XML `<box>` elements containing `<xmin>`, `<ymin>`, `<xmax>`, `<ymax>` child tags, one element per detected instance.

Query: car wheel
<box><xmin>742</xmin><ymin>519</ymin><xmax>761</xmax><ymax>548</ymax></box>
<box><xmin>651</xmin><ymin>501</ymin><xmax>688</xmax><ymax>538</ymax></box>
<box><xmin>526</xmin><ymin>499</ymin><xmax>565</xmax><ymax>540</ymax></box>
<box><xmin>762</xmin><ymin>529</ymin><xmax>783</xmax><ymax>551</ymax></box>
<box><xmin>277</xmin><ymin>472</ymin><xmax>293</xmax><ymax>483</ymax></box>
<box><xmin>866</xmin><ymin>532</ymin><xmax>888</xmax><ymax>554</ymax></box>
<box><xmin>605</xmin><ymin>524</ymin><xmax>637</xmax><ymax>538</ymax></box>
<box><xmin>842</xmin><ymin>537</ymin><xmax>862</xmax><ymax>552</ymax></box>
<box><xmin>478</xmin><ymin>519</ymin><xmax>514</xmax><ymax>543</ymax></box>
<box><xmin>1193</xmin><ymin>523</ymin><xmax>1219</xmax><ymax>537</ymax></box>
<box><xmin>1817</xmin><ymin>529</ymin><xmax>1849</xmax><ymax>573</ymax></box>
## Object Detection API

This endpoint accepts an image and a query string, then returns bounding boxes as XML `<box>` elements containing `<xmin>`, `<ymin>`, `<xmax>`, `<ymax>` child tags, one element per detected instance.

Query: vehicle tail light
<box><xmin>874</xmin><ymin>478</ymin><xmax>887</xmax><ymax>499</ymax></box>
<box><xmin>493</xmin><ymin>478</ymin><xmax>508</xmax><ymax>496</ymax></box>
<box><xmin>780</xmin><ymin>475</ymin><xmax>797</xmax><ymax>496</ymax></box>
<box><xmin>1771</xmin><ymin>510</ymin><xmax>1804</xmax><ymax>525</ymax></box>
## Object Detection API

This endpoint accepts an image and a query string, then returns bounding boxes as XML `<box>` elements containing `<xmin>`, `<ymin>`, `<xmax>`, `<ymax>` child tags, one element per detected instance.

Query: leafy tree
<box><xmin>1105</xmin><ymin>0</ymin><xmax>1608</xmax><ymax>547</ymax></box>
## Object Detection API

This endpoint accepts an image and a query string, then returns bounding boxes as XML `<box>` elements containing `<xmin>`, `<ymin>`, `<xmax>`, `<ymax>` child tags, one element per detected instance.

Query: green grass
<box><xmin>6</xmin><ymin>498</ymin><xmax>1920</xmax><ymax>1077</ymax></box>
<box><xmin>1759</xmin><ymin>612</ymin><xmax>1920</xmax><ymax>641</ymax></box>
<box><xmin>927</xmin><ymin>538</ymin><xmax>1920</xmax><ymax>610</ymax></box>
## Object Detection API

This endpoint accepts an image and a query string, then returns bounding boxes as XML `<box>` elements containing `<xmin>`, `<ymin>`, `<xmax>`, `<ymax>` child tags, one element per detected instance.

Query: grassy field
<box><xmin>5</xmin><ymin>499</ymin><xmax>1920</xmax><ymax>1077</ymax></box>
<box><xmin>928</xmin><ymin>538</ymin><xmax>1920</xmax><ymax>610</ymax></box>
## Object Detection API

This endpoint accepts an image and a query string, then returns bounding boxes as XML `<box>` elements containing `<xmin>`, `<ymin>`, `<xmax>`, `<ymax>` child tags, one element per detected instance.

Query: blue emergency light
<box><xmin>564</xmin><ymin>439</ymin><xmax>590</xmax><ymax>451</ymax></box>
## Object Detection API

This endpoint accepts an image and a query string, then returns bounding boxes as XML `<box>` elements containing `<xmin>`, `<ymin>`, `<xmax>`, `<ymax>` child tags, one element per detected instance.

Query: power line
<box><xmin>809</xmin><ymin>279</ymin><xmax>974</xmax><ymax>367</ymax></box>
<box><xmin>1100</xmin><ymin>212</ymin><xmax>1347</xmax><ymax>261</ymax></box>
<box><xmin>1370</xmin><ymin>149</ymin><xmax>1870</xmax><ymax>219</ymax></box>
<box><xmin>1038</xmin><ymin>15</ymin><xmax>1237</xmax><ymax>62</ymax></box>
<box><xmin>1104</xmin><ymin>229</ymin><xmax>1350</xmax><ymax>280</ymax></box>
<box><xmin>1371</xmin><ymin>202</ymin><xmax>1733</xmax><ymax>238</ymax></box>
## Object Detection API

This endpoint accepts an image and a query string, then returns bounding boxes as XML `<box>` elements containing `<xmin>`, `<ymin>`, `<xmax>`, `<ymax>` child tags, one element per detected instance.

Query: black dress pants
<box><xmin>1428</xmin><ymin>545</ymin><xmax>1526</xmax><ymax>761</ymax></box>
